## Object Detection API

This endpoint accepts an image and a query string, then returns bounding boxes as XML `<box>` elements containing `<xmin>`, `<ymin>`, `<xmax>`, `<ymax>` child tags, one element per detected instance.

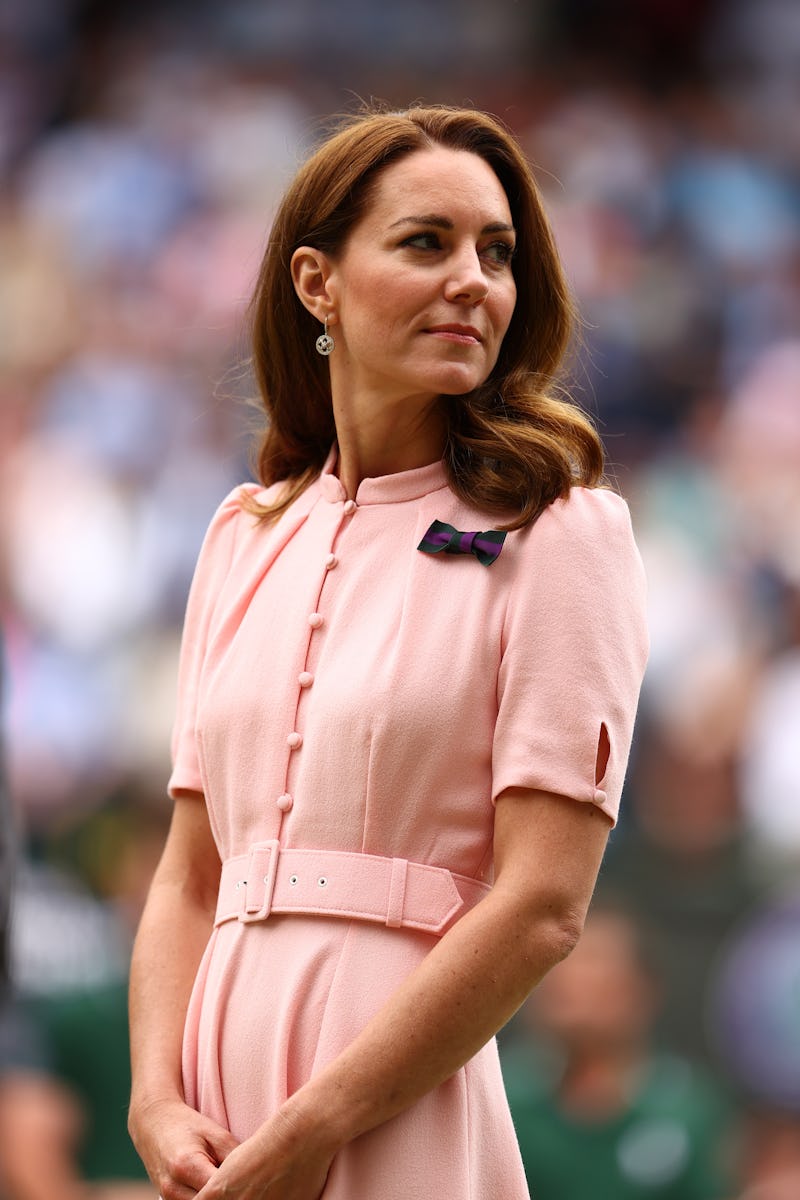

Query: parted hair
<box><xmin>246</xmin><ymin>104</ymin><xmax>604</xmax><ymax>529</ymax></box>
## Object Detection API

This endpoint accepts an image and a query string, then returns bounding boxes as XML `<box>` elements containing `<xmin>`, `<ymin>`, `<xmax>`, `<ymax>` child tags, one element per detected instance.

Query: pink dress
<box><xmin>169</xmin><ymin>451</ymin><xmax>648</xmax><ymax>1198</ymax></box>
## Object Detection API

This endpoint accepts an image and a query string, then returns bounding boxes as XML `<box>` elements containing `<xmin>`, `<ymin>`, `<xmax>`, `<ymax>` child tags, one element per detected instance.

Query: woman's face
<box><xmin>325</xmin><ymin>146</ymin><xmax>518</xmax><ymax>407</ymax></box>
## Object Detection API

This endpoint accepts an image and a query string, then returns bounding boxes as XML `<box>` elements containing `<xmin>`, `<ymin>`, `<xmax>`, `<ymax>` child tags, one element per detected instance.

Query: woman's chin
<box><xmin>430</xmin><ymin>368</ymin><xmax>487</xmax><ymax>397</ymax></box>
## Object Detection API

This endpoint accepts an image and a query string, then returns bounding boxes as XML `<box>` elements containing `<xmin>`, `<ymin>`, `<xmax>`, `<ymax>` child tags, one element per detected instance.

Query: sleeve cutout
<box><xmin>595</xmin><ymin>722</ymin><xmax>611</xmax><ymax>787</ymax></box>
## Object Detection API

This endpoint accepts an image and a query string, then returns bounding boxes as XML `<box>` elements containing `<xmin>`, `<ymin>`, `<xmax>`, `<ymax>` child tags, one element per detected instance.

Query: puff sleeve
<box><xmin>167</xmin><ymin>487</ymin><xmax>251</xmax><ymax>798</ymax></box>
<box><xmin>492</xmin><ymin>487</ymin><xmax>649</xmax><ymax>824</ymax></box>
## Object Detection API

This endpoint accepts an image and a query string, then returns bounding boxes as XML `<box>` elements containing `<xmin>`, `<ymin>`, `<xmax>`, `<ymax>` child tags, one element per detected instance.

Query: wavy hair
<box><xmin>245</xmin><ymin>104</ymin><xmax>604</xmax><ymax>529</ymax></box>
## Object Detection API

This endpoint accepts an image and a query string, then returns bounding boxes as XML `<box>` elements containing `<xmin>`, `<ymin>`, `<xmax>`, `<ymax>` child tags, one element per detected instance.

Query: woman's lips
<box><xmin>425</xmin><ymin>324</ymin><xmax>482</xmax><ymax>344</ymax></box>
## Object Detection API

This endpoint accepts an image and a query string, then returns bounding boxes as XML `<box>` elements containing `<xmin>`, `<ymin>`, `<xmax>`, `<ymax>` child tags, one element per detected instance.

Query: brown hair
<box><xmin>246</xmin><ymin>104</ymin><xmax>604</xmax><ymax>529</ymax></box>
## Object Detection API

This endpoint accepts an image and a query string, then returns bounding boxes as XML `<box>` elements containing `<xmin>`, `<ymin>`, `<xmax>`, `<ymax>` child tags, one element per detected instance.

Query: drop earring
<box><xmin>315</xmin><ymin>317</ymin><xmax>335</xmax><ymax>356</ymax></box>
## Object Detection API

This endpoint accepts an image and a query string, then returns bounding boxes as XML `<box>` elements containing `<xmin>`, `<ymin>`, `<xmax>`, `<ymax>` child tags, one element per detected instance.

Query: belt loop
<box><xmin>386</xmin><ymin>857</ymin><xmax>409</xmax><ymax>928</ymax></box>
<box><xmin>239</xmin><ymin>840</ymin><xmax>280</xmax><ymax>923</ymax></box>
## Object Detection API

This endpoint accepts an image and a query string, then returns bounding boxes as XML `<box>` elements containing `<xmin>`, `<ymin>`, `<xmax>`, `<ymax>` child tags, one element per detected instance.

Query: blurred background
<box><xmin>0</xmin><ymin>0</ymin><xmax>799</xmax><ymax>1197</ymax></box>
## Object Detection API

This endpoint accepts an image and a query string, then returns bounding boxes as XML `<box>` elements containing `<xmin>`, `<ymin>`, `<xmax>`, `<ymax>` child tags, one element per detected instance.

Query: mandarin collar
<box><xmin>318</xmin><ymin>445</ymin><xmax>448</xmax><ymax>506</ymax></box>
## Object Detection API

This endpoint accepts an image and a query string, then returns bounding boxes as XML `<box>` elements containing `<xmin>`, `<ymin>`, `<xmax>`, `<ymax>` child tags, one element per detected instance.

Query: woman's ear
<box><xmin>291</xmin><ymin>246</ymin><xmax>335</xmax><ymax>320</ymax></box>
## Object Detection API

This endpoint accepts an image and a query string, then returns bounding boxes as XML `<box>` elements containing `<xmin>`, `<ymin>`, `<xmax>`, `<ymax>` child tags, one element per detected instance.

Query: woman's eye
<box><xmin>399</xmin><ymin>232</ymin><xmax>515</xmax><ymax>264</ymax></box>
<box><xmin>482</xmin><ymin>241</ymin><xmax>515</xmax><ymax>265</ymax></box>
<box><xmin>401</xmin><ymin>232</ymin><xmax>442</xmax><ymax>251</ymax></box>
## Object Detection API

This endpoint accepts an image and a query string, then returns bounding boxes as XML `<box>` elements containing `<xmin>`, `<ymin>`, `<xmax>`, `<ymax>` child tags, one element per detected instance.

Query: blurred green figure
<box><xmin>502</xmin><ymin>904</ymin><xmax>733</xmax><ymax>1200</ymax></box>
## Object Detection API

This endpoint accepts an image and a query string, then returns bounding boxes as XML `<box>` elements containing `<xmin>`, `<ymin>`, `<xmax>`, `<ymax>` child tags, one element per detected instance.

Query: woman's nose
<box><xmin>443</xmin><ymin>249</ymin><xmax>489</xmax><ymax>305</ymax></box>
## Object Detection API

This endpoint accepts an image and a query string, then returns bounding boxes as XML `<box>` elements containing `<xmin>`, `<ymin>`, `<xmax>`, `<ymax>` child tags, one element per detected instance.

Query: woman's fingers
<box><xmin>193</xmin><ymin>1131</ymin><xmax>331</xmax><ymax>1200</ymax></box>
<box><xmin>201</xmin><ymin>1119</ymin><xmax>240</xmax><ymax>1165</ymax></box>
<box><xmin>129</xmin><ymin>1098</ymin><xmax>240</xmax><ymax>1200</ymax></box>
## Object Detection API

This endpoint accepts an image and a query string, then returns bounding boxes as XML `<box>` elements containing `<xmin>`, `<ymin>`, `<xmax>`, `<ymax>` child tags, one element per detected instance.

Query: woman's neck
<box><xmin>332</xmin><ymin>389</ymin><xmax>446</xmax><ymax>498</ymax></box>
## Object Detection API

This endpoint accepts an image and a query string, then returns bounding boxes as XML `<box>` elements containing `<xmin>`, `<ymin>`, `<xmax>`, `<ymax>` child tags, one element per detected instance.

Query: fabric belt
<box><xmin>215</xmin><ymin>840</ymin><xmax>491</xmax><ymax>936</ymax></box>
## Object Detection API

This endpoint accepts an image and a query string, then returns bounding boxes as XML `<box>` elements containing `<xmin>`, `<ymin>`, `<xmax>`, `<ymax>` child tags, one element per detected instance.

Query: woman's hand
<box><xmin>128</xmin><ymin>1096</ymin><xmax>239</xmax><ymax>1200</ymax></box>
<box><xmin>192</xmin><ymin>1108</ymin><xmax>335</xmax><ymax>1200</ymax></box>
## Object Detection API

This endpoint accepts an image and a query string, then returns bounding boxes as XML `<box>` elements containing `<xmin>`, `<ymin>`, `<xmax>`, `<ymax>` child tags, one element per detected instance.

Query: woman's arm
<box><xmin>127</xmin><ymin>795</ymin><xmax>238</xmax><ymax>1200</ymax></box>
<box><xmin>194</xmin><ymin>787</ymin><xmax>611</xmax><ymax>1199</ymax></box>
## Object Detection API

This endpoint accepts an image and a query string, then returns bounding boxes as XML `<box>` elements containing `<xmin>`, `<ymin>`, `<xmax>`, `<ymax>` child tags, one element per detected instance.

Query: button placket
<box><xmin>275</xmin><ymin>515</ymin><xmax>344</xmax><ymax>818</ymax></box>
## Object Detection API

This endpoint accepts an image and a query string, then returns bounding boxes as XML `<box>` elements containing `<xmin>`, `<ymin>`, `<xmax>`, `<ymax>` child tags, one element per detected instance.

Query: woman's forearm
<box><xmin>127</xmin><ymin>799</ymin><xmax>241</xmax><ymax>1198</ymax></box>
<box><xmin>279</xmin><ymin>791</ymin><xmax>610</xmax><ymax>1155</ymax></box>
<box><xmin>128</xmin><ymin>796</ymin><xmax>220</xmax><ymax>1110</ymax></box>
<box><xmin>282</xmin><ymin>878</ymin><xmax>571</xmax><ymax>1151</ymax></box>
<box><xmin>128</xmin><ymin>877</ymin><xmax>213</xmax><ymax>1106</ymax></box>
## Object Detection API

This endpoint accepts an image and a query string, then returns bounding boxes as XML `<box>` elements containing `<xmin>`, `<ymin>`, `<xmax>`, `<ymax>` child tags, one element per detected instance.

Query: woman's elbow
<box><xmin>549</xmin><ymin>905</ymin><xmax>587</xmax><ymax>963</ymax></box>
<box><xmin>519</xmin><ymin>899</ymin><xmax>588</xmax><ymax>973</ymax></box>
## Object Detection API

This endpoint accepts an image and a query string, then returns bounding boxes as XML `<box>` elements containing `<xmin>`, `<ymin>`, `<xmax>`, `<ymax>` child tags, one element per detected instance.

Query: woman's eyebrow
<box><xmin>389</xmin><ymin>215</ymin><xmax>515</xmax><ymax>234</ymax></box>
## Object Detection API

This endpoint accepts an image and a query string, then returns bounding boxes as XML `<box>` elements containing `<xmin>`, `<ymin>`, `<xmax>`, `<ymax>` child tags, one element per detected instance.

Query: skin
<box><xmin>128</xmin><ymin>147</ymin><xmax>613</xmax><ymax>1199</ymax></box>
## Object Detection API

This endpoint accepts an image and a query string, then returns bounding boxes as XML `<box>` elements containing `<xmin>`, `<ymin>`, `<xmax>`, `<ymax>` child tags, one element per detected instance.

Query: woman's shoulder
<box><xmin>536</xmin><ymin>483</ymin><xmax>634</xmax><ymax>535</ymax></box>
<box><xmin>194</xmin><ymin>480</ymin><xmax>288</xmax><ymax>563</ymax></box>
<box><xmin>206</xmin><ymin>479</ymin><xmax>295</xmax><ymax>529</ymax></box>
<box><xmin>454</xmin><ymin>482</ymin><xmax>633</xmax><ymax>539</ymax></box>
<box><xmin>516</xmin><ymin>484</ymin><xmax>637</xmax><ymax>559</ymax></box>
<box><xmin>439</xmin><ymin>483</ymin><xmax>639</xmax><ymax>575</ymax></box>
<box><xmin>505</xmin><ymin>484</ymin><xmax>644</xmax><ymax>591</ymax></box>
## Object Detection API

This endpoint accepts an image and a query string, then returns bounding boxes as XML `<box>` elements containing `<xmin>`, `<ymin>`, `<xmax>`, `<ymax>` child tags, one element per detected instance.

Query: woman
<box><xmin>128</xmin><ymin>105</ymin><xmax>649</xmax><ymax>1200</ymax></box>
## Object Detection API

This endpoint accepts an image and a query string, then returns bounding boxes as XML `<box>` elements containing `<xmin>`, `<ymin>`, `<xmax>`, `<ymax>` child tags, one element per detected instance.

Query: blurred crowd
<box><xmin>1</xmin><ymin>0</ymin><xmax>799</xmax><ymax>1196</ymax></box>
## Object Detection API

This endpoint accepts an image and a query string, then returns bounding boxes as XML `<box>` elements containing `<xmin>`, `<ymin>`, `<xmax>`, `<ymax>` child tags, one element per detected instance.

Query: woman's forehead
<box><xmin>363</xmin><ymin>146</ymin><xmax>513</xmax><ymax>228</ymax></box>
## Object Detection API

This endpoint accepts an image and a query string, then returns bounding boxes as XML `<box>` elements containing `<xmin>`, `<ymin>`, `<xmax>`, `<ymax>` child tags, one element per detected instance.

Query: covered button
<box><xmin>276</xmin><ymin>793</ymin><xmax>293</xmax><ymax>812</ymax></box>
<box><xmin>287</xmin><ymin>731</ymin><xmax>303</xmax><ymax>749</ymax></box>
<box><xmin>308</xmin><ymin>612</ymin><xmax>323</xmax><ymax>628</ymax></box>
<box><xmin>298</xmin><ymin>671</ymin><xmax>314</xmax><ymax>688</ymax></box>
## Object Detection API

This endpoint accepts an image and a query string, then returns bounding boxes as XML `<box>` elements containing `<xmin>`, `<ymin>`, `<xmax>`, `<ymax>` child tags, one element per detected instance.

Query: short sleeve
<box><xmin>492</xmin><ymin>487</ymin><xmax>649</xmax><ymax>824</ymax></box>
<box><xmin>167</xmin><ymin>486</ymin><xmax>254</xmax><ymax>798</ymax></box>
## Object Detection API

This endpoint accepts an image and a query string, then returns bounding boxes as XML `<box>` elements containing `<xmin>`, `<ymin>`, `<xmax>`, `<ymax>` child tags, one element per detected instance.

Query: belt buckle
<box><xmin>238</xmin><ymin>840</ymin><xmax>280</xmax><ymax>923</ymax></box>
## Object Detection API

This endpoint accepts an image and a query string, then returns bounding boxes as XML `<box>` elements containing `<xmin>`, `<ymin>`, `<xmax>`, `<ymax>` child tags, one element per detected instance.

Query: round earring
<box><xmin>315</xmin><ymin>318</ymin><xmax>335</xmax><ymax>356</ymax></box>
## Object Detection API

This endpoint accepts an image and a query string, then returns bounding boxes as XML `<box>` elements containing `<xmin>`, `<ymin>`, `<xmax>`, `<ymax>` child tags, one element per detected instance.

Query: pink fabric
<box><xmin>171</xmin><ymin>451</ymin><xmax>648</xmax><ymax>1197</ymax></box>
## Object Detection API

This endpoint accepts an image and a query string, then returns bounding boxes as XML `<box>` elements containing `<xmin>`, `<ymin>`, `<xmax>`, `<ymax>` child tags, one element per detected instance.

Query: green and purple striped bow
<box><xmin>417</xmin><ymin>519</ymin><xmax>507</xmax><ymax>566</ymax></box>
